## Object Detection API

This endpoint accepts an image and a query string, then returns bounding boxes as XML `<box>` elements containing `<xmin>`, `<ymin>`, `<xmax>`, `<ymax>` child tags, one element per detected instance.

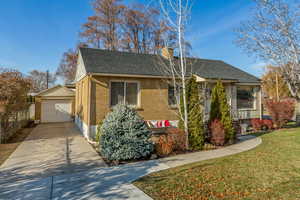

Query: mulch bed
<box><xmin>91</xmin><ymin>142</ymin><xmax>219</xmax><ymax>167</ymax></box>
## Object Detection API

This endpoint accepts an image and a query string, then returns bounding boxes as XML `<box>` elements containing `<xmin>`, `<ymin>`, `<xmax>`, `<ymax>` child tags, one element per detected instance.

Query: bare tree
<box><xmin>0</xmin><ymin>69</ymin><xmax>32</xmax><ymax>138</ymax></box>
<box><xmin>80</xmin><ymin>15</ymin><xmax>103</xmax><ymax>48</ymax></box>
<box><xmin>28</xmin><ymin>70</ymin><xmax>56</xmax><ymax>92</ymax></box>
<box><xmin>121</xmin><ymin>4</ymin><xmax>175</xmax><ymax>54</ymax></box>
<box><xmin>80</xmin><ymin>0</ymin><xmax>125</xmax><ymax>49</ymax></box>
<box><xmin>121</xmin><ymin>6</ymin><xmax>145</xmax><ymax>53</ymax></box>
<box><xmin>80</xmin><ymin>0</ymin><xmax>175</xmax><ymax>54</ymax></box>
<box><xmin>159</xmin><ymin>0</ymin><xmax>193</xmax><ymax>148</ymax></box>
<box><xmin>93</xmin><ymin>0</ymin><xmax>125</xmax><ymax>50</ymax></box>
<box><xmin>153</xmin><ymin>20</ymin><xmax>175</xmax><ymax>53</ymax></box>
<box><xmin>57</xmin><ymin>48</ymin><xmax>78</xmax><ymax>84</ymax></box>
<box><xmin>235</xmin><ymin>0</ymin><xmax>300</xmax><ymax>100</ymax></box>
<box><xmin>57</xmin><ymin>43</ymin><xmax>89</xmax><ymax>83</ymax></box>
<box><xmin>0</xmin><ymin>68</ymin><xmax>31</xmax><ymax>112</ymax></box>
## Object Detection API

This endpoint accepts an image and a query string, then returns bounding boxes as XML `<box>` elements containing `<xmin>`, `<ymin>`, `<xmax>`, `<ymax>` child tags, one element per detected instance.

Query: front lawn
<box><xmin>134</xmin><ymin>128</ymin><xmax>300</xmax><ymax>200</ymax></box>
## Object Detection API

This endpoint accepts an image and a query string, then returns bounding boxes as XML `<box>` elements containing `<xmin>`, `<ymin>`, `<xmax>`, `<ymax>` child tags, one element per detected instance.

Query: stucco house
<box><xmin>74</xmin><ymin>47</ymin><xmax>262</xmax><ymax>140</ymax></box>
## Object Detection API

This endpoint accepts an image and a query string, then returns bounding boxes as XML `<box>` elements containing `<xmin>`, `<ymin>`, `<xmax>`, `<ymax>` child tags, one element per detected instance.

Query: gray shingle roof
<box><xmin>79</xmin><ymin>47</ymin><xmax>260</xmax><ymax>83</ymax></box>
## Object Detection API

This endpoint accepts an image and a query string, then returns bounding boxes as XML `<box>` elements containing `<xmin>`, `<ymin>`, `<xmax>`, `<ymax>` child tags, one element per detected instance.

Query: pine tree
<box><xmin>188</xmin><ymin>76</ymin><xmax>205</xmax><ymax>150</ymax></box>
<box><xmin>209</xmin><ymin>81</ymin><xmax>235</xmax><ymax>143</ymax></box>
<box><xmin>179</xmin><ymin>76</ymin><xmax>205</xmax><ymax>150</ymax></box>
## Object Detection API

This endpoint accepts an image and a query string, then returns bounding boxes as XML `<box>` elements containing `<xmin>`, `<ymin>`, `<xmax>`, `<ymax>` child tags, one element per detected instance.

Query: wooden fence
<box><xmin>0</xmin><ymin>109</ymin><xmax>31</xmax><ymax>144</ymax></box>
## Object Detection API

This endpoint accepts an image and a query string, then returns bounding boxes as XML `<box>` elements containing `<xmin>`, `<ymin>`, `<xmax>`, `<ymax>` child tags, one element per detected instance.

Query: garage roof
<box><xmin>36</xmin><ymin>85</ymin><xmax>75</xmax><ymax>97</ymax></box>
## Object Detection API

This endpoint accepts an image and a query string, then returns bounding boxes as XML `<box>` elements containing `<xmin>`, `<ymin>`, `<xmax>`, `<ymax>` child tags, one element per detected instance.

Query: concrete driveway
<box><xmin>0</xmin><ymin>123</ymin><xmax>106</xmax><ymax>192</ymax></box>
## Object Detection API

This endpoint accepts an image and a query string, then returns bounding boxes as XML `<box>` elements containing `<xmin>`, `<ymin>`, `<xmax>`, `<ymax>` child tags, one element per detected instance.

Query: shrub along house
<box><xmin>75</xmin><ymin>47</ymin><xmax>262</xmax><ymax>140</ymax></box>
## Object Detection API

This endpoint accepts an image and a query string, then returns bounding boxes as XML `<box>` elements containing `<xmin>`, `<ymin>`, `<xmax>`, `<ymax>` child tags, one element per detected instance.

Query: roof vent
<box><xmin>161</xmin><ymin>47</ymin><xmax>174</xmax><ymax>60</ymax></box>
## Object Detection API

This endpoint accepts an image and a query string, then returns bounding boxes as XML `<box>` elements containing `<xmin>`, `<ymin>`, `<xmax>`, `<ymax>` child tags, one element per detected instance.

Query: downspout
<box><xmin>88</xmin><ymin>74</ymin><xmax>91</xmax><ymax>135</ymax></box>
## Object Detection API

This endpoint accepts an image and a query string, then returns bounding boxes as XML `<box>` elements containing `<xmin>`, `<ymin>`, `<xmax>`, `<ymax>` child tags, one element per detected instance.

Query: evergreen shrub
<box><xmin>209</xmin><ymin>81</ymin><xmax>235</xmax><ymax>144</ymax></box>
<box><xmin>178</xmin><ymin>76</ymin><xmax>205</xmax><ymax>150</ymax></box>
<box><xmin>99</xmin><ymin>104</ymin><xmax>154</xmax><ymax>161</ymax></box>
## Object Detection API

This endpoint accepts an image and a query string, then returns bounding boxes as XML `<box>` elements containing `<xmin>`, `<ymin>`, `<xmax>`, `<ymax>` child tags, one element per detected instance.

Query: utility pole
<box><xmin>46</xmin><ymin>70</ymin><xmax>49</xmax><ymax>89</ymax></box>
<box><xmin>276</xmin><ymin>72</ymin><xmax>279</xmax><ymax>101</ymax></box>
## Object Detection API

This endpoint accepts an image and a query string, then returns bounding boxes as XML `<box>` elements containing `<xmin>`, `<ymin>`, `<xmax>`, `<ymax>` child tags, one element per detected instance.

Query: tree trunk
<box><xmin>178</xmin><ymin>0</ymin><xmax>189</xmax><ymax>149</ymax></box>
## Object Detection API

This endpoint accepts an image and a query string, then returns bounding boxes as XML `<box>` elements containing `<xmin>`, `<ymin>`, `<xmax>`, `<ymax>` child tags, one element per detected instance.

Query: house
<box><xmin>35</xmin><ymin>85</ymin><xmax>75</xmax><ymax>123</ymax></box>
<box><xmin>74</xmin><ymin>47</ymin><xmax>262</xmax><ymax>140</ymax></box>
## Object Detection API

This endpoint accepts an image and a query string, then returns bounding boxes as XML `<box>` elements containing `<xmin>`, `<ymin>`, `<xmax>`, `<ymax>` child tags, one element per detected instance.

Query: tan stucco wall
<box><xmin>75</xmin><ymin>76</ymin><xmax>91</xmax><ymax>125</ymax></box>
<box><xmin>75</xmin><ymin>75</ymin><xmax>262</xmax><ymax>126</ymax></box>
<box><xmin>89</xmin><ymin>75</ymin><xmax>178</xmax><ymax>126</ymax></box>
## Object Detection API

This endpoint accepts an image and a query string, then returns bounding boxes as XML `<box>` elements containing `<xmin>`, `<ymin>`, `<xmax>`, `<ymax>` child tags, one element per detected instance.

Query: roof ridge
<box><xmin>80</xmin><ymin>47</ymin><xmax>224</xmax><ymax>62</ymax></box>
<box><xmin>80</xmin><ymin>47</ymin><xmax>161</xmax><ymax>58</ymax></box>
<box><xmin>185</xmin><ymin>57</ymin><xmax>223</xmax><ymax>63</ymax></box>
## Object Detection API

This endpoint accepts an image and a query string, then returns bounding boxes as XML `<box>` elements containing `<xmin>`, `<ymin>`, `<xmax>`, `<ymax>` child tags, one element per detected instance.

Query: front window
<box><xmin>237</xmin><ymin>86</ymin><xmax>256</xmax><ymax>109</ymax></box>
<box><xmin>111</xmin><ymin>81</ymin><xmax>139</xmax><ymax>107</ymax></box>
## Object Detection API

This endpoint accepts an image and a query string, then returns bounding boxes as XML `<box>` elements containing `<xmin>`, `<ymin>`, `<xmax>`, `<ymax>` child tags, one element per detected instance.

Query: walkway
<box><xmin>0</xmin><ymin>129</ymin><xmax>261</xmax><ymax>199</ymax></box>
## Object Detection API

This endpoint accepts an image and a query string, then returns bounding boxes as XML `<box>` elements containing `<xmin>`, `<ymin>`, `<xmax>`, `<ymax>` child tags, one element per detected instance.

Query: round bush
<box><xmin>99</xmin><ymin>104</ymin><xmax>154</xmax><ymax>161</ymax></box>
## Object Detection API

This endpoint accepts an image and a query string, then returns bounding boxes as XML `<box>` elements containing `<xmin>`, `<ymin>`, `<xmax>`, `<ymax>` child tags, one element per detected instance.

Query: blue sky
<box><xmin>0</xmin><ymin>0</ymin><xmax>265</xmax><ymax>77</ymax></box>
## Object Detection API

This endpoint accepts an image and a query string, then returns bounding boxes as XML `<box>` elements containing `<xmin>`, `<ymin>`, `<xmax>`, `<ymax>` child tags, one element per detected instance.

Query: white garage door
<box><xmin>41</xmin><ymin>100</ymin><xmax>72</xmax><ymax>123</ymax></box>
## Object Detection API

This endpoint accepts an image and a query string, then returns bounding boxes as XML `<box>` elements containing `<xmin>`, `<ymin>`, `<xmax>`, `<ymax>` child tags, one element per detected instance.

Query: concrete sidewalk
<box><xmin>0</xmin><ymin>135</ymin><xmax>261</xmax><ymax>200</ymax></box>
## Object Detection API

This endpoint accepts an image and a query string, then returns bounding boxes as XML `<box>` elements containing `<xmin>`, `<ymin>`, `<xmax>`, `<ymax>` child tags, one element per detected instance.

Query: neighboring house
<box><xmin>74</xmin><ymin>47</ymin><xmax>262</xmax><ymax>140</ymax></box>
<box><xmin>35</xmin><ymin>85</ymin><xmax>75</xmax><ymax>123</ymax></box>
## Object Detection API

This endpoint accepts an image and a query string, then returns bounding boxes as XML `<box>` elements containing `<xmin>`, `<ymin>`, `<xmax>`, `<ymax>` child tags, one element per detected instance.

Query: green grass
<box><xmin>134</xmin><ymin>128</ymin><xmax>300</xmax><ymax>200</ymax></box>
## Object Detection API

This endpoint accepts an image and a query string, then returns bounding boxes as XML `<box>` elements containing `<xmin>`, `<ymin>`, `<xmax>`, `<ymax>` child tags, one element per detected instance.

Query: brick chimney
<box><xmin>161</xmin><ymin>47</ymin><xmax>174</xmax><ymax>60</ymax></box>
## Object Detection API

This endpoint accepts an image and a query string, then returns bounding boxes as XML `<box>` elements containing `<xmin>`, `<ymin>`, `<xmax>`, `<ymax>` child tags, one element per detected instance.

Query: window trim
<box><xmin>109</xmin><ymin>80</ymin><xmax>141</xmax><ymax>108</ymax></box>
<box><xmin>236</xmin><ymin>86</ymin><xmax>257</xmax><ymax>111</ymax></box>
<box><xmin>168</xmin><ymin>84</ymin><xmax>180</xmax><ymax>108</ymax></box>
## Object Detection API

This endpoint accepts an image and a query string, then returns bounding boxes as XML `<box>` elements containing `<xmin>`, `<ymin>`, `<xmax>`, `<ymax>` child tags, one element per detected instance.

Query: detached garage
<box><xmin>35</xmin><ymin>85</ymin><xmax>75</xmax><ymax>123</ymax></box>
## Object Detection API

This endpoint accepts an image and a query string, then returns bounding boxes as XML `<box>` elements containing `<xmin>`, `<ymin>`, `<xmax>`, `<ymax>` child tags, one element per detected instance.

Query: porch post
<box><xmin>296</xmin><ymin>101</ymin><xmax>300</xmax><ymax>126</ymax></box>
